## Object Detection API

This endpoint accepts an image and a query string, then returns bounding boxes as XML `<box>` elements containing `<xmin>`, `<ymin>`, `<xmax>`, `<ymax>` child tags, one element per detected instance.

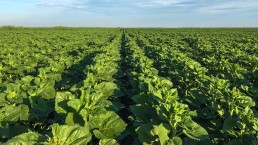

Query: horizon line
<box><xmin>1</xmin><ymin>25</ymin><xmax>258</xmax><ymax>29</ymax></box>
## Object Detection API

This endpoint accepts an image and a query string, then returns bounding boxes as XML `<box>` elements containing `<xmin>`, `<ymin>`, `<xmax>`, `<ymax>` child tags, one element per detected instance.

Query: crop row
<box><xmin>123</xmin><ymin>33</ymin><xmax>210</xmax><ymax>144</ymax></box>
<box><xmin>0</xmin><ymin>29</ymin><xmax>125</xmax><ymax>144</ymax></box>
<box><xmin>128</xmin><ymin>30</ymin><xmax>258</xmax><ymax>144</ymax></box>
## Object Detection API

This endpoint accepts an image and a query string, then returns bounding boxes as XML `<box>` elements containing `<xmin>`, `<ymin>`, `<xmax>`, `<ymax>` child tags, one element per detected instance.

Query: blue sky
<box><xmin>0</xmin><ymin>0</ymin><xmax>258</xmax><ymax>27</ymax></box>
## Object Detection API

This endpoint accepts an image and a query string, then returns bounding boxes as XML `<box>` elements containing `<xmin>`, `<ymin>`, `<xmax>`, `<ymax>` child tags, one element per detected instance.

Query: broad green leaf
<box><xmin>223</xmin><ymin>118</ymin><xmax>235</xmax><ymax>131</ymax></box>
<box><xmin>67</xmin><ymin>99</ymin><xmax>82</xmax><ymax>112</ymax></box>
<box><xmin>29</xmin><ymin>96</ymin><xmax>48</xmax><ymax>112</ymax></box>
<box><xmin>21</xmin><ymin>75</ymin><xmax>34</xmax><ymax>83</ymax></box>
<box><xmin>151</xmin><ymin>123</ymin><xmax>170</xmax><ymax>145</ymax></box>
<box><xmin>34</xmin><ymin>77</ymin><xmax>41</xmax><ymax>85</ymax></box>
<box><xmin>131</xmin><ymin>105</ymin><xmax>158</xmax><ymax>123</ymax></box>
<box><xmin>136</xmin><ymin>123</ymin><xmax>155</xmax><ymax>144</ymax></box>
<box><xmin>0</xmin><ymin>104</ymin><xmax>29</xmax><ymax>122</ymax></box>
<box><xmin>91</xmin><ymin>111</ymin><xmax>126</xmax><ymax>139</ymax></box>
<box><xmin>171</xmin><ymin>137</ymin><xmax>182</xmax><ymax>145</ymax></box>
<box><xmin>94</xmin><ymin>82</ymin><xmax>118</xmax><ymax>98</ymax></box>
<box><xmin>182</xmin><ymin>119</ymin><xmax>209</xmax><ymax>141</ymax></box>
<box><xmin>0</xmin><ymin>93</ymin><xmax>6</xmax><ymax>105</ymax></box>
<box><xmin>132</xmin><ymin>94</ymin><xmax>149</xmax><ymax>104</ymax></box>
<box><xmin>99</xmin><ymin>139</ymin><xmax>119</xmax><ymax>145</ymax></box>
<box><xmin>136</xmin><ymin>123</ymin><xmax>179</xmax><ymax>145</ymax></box>
<box><xmin>153</xmin><ymin>89</ymin><xmax>162</xmax><ymax>99</ymax></box>
<box><xmin>189</xmin><ymin>89</ymin><xmax>205</xmax><ymax>104</ymax></box>
<box><xmin>65</xmin><ymin>112</ymin><xmax>84</xmax><ymax>126</ymax></box>
<box><xmin>25</xmin><ymin>56</ymin><xmax>38</xmax><ymax>67</ymax></box>
<box><xmin>3</xmin><ymin>132</ymin><xmax>41</xmax><ymax>145</ymax></box>
<box><xmin>47</xmin><ymin>124</ymin><xmax>92</xmax><ymax>145</ymax></box>
<box><xmin>55</xmin><ymin>91</ymin><xmax>75</xmax><ymax>114</ymax></box>
<box><xmin>4</xmin><ymin>83</ymin><xmax>23</xmax><ymax>104</ymax></box>
<box><xmin>9</xmin><ymin>125</ymin><xmax>30</xmax><ymax>139</ymax></box>
<box><xmin>107</xmin><ymin>101</ymin><xmax>123</xmax><ymax>112</ymax></box>
<box><xmin>38</xmin><ymin>86</ymin><xmax>56</xmax><ymax>99</ymax></box>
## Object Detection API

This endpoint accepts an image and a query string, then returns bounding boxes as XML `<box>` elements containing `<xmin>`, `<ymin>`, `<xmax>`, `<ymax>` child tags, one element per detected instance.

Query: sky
<box><xmin>0</xmin><ymin>0</ymin><xmax>258</xmax><ymax>27</ymax></box>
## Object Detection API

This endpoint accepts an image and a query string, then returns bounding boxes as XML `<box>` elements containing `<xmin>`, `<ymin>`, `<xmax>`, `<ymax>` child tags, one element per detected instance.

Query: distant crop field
<box><xmin>0</xmin><ymin>27</ymin><xmax>258</xmax><ymax>145</ymax></box>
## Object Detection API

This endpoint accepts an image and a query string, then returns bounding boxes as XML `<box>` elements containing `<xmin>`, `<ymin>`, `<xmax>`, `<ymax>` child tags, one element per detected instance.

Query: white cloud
<box><xmin>40</xmin><ymin>0</ymin><xmax>80</xmax><ymax>5</ymax></box>
<box><xmin>198</xmin><ymin>0</ymin><xmax>258</xmax><ymax>13</ymax></box>
<box><xmin>38</xmin><ymin>0</ymin><xmax>191</xmax><ymax>9</ymax></box>
<box><xmin>37</xmin><ymin>0</ymin><xmax>87</xmax><ymax>9</ymax></box>
<box><xmin>32</xmin><ymin>0</ymin><xmax>258</xmax><ymax>15</ymax></box>
<box><xmin>134</xmin><ymin>0</ymin><xmax>189</xmax><ymax>7</ymax></box>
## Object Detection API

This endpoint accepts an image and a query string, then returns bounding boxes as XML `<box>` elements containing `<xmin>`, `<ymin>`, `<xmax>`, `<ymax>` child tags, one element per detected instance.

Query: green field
<box><xmin>0</xmin><ymin>27</ymin><xmax>258</xmax><ymax>145</ymax></box>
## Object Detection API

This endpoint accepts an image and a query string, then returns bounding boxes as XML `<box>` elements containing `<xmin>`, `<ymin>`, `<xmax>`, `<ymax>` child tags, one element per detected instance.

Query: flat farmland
<box><xmin>1</xmin><ymin>27</ymin><xmax>258</xmax><ymax>145</ymax></box>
